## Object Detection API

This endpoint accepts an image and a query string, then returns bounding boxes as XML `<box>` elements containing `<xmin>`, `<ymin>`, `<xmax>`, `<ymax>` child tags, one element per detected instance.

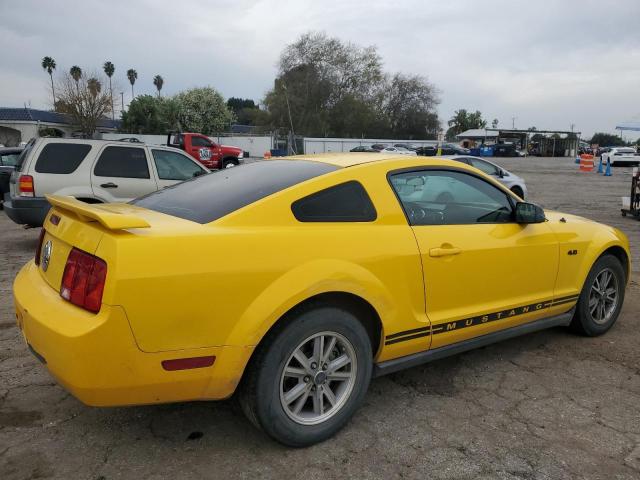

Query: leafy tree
<box><xmin>87</xmin><ymin>78</ymin><xmax>101</xmax><ymax>97</ymax></box>
<box><xmin>491</xmin><ymin>118</ymin><xmax>499</xmax><ymax>128</ymax></box>
<box><xmin>41</xmin><ymin>56</ymin><xmax>57</xmax><ymax>108</ymax></box>
<box><xmin>226</xmin><ymin>98</ymin><xmax>271</xmax><ymax>126</ymax></box>
<box><xmin>227</xmin><ymin>97</ymin><xmax>256</xmax><ymax>112</ymax></box>
<box><xmin>70</xmin><ymin>66</ymin><xmax>82</xmax><ymax>92</ymax></box>
<box><xmin>55</xmin><ymin>72</ymin><xmax>112</xmax><ymax>137</ymax></box>
<box><xmin>103</xmin><ymin>61</ymin><xmax>115</xmax><ymax>119</ymax></box>
<box><xmin>383</xmin><ymin>73</ymin><xmax>440</xmax><ymax>139</ymax></box>
<box><xmin>153</xmin><ymin>75</ymin><xmax>164</xmax><ymax>97</ymax></box>
<box><xmin>173</xmin><ymin>87</ymin><xmax>235</xmax><ymax>134</ymax></box>
<box><xmin>264</xmin><ymin>32</ymin><xmax>439</xmax><ymax>138</ymax></box>
<box><xmin>126</xmin><ymin>68</ymin><xmax>138</xmax><ymax>100</ymax></box>
<box><xmin>590</xmin><ymin>132</ymin><xmax>625</xmax><ymax>147</ymax></box>
<box><xmin>120</xmin><ymin>95</ymin><xmax>179</xmax><ymax>134</ymax></box>
<box><xmin>446</xmin><ymin>109</ymin><xmax>486</xmax><ymax>140</ymax></box>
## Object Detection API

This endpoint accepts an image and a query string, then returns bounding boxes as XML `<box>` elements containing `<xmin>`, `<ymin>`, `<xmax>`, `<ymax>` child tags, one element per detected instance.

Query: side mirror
<box><xmin>498</xmin><ymin>169</ymin><xmax>505</xmax><ymax>178</ymax></box>
<box><xmin>515</xmin><ymin>202</ymin><xmax>545</xmax><ymax>224</ymax></box>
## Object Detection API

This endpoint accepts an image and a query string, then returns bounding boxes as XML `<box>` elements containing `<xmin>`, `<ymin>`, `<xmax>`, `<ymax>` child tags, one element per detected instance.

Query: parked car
<box><xmin>4</xmin><ymin>138</ymin><xmax>208</xmax><ymax>227</ymax></box>
<box><xmin>416</xmin><ymin>143</ymin><xmax>470</xmax><ymax>156</ymax></box>
<box><xmin>15</xmin><ymin>153</ymin><xmax>629</xmax><ymax>447</ymax></box>
<box><xmin>393</xmin><ymin>143</ymin><xmax>418</xmax><ymax>151</ymax></box>
<box><xmin>439</xmin><ymin>155</ymin><xmax>528</xmax><ymax>199</ymax></box>
<box><xmin>167</xmin><ymin>132</ymin><xmax>243</xmax><ymax>169</ymax></box>
<box><xmin>600</xmin><ymin>147</ymin><xmax>639</xmax><ymax>166</ymax></box>
<box><xmin>370</xmin><ymin>143</ymin><xmax>388</xmax><ymax>151</ymax></box>
<box><xmin>350</xmin><ymin>146</ymin><xmax>378</xmax><ymax>152</ymax></box>
<box><xmin>492</xmin><ymin>143</ymin><xmax>518</xmax><ymax>157</ymax></box>
<box><xmin>0</xmin><ymin>146</ymin><xmax>23</xmax><ymax>209</ymax></box>
<box><xmin>379</xmin><ymin>146</ymin><xmax>417</xmax><ymax>155</ymax></box>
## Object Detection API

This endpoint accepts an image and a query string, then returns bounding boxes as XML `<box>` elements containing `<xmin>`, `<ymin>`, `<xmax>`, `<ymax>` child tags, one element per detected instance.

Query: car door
<box><xmin>389</xmin><ymin>167</ymin><xmax>559</xmax><ymax>350</ymax></box>
<box><xmin>190</xmin><ymin>136</ymin><xmax>222</xmax><ymax>168</ymax></box>
<box><xmin>91</xmin><ymin>145</ymin><xmax>158</xmax><ymax>202</ymax></box>
<box><xmin>150</xmin><ymin>148</ymin><xmax>208</xmax><ymax>189</ymax></box>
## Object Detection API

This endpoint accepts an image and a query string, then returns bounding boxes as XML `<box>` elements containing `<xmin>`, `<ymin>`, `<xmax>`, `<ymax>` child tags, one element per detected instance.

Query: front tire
<box><xmin>223</xmin><ymin>158</ymin><xmax>239</xmax><ymax>169</ymax></box>
<box><xmin>238</xmin><ymin>306</ymin><xmax>373</xmax><ymax>447</ymax></box>
<box><xmin>570</xmin><ymin>254</ymin><xmax>625</xmax><ymax>336</ymax></box>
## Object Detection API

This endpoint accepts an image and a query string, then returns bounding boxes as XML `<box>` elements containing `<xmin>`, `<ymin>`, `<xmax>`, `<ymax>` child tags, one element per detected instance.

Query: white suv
<box><xmin>601</xmin><ymin>147</ymin><xmax>639</xmax><ymax>166</ymax></box>
<box><xmin>4</xmin><ymin>138</ymin><xmax>208</xmax><ymax>227</ymax></box>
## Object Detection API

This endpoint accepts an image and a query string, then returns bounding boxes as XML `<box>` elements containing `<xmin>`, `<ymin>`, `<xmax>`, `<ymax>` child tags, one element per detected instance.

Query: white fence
<box><xmin>303</xmin><ymin>137</ymin><xmax>438</xmax><ymax>154</ymax></box>
<box><xmin>100</xmin><ymin>133</ymin><xmax>274</xmax><ymax>158</ymax></box>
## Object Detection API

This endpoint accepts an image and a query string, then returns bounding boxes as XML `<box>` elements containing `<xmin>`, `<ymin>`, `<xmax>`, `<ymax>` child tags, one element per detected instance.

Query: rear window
<box><xmin>132</xmin><ymin>160</ymin><xmax>338</xmax><ymax>223</ymax></box>
<box><xmin>616</xmin><ymin>148</ymin><xmax>635</xmax><ymax>154</ymax></box>
<box><xmin>34</xmin><ymin>143</ymin><xmax>92</xmax><ymax>174</ymax></box>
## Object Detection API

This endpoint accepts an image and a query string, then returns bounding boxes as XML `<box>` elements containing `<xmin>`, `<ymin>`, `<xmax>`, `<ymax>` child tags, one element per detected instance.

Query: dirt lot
<box><xmin>1</xmin><ymin>156</ymin><xmax>639</xmax><ymax>480</ymax></box>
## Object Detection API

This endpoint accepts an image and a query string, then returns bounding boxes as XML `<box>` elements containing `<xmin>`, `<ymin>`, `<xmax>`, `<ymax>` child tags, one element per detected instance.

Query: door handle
<box><xmin>100</xmin><ymin>182</ymin><xmax>118</xmax><ymax>188</ymax></box>
<box><xmin>429</xmin><ymin>246</ymin><xmax>462</xmax><ymax>257</ymax></box>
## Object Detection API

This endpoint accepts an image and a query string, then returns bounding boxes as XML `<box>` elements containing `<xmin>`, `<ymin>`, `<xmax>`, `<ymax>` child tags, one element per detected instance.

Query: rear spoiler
<box><xmin>46</xmin><ymin>195</ymin><xmax>150</xmax><ymax>230</ymax></box>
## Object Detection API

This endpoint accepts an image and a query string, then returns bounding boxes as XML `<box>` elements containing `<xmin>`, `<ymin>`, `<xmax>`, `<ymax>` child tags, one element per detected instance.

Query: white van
<box><xmin>4</xmin><ymin>138</ymin><xmax>208</xmax><ymax>227</ymax></box>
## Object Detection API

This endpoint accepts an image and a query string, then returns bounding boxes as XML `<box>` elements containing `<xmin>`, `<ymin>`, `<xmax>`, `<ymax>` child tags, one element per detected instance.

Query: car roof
<box><xmin>280</xmin><ymin>152</ymin><xmax>476</xmax><ymax>168</ymax></box>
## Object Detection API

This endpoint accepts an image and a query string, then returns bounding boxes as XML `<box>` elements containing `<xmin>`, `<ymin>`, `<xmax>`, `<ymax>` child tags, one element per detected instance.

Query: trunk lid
<box><xmin>37</xmin><ymin>195</ymin><xmax>151</xmax><ymax>292</ymax></box>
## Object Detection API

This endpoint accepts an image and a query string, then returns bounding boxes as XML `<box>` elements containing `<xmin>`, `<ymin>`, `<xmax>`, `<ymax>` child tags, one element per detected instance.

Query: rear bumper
<box><xmin>609</xmin><ymin>157</ymin><xmax>639</xmax><ymax>165</ymax></box>
<box><xmin>14</xmin><ymin>261</ymin><xmax>253</xmax><ymax>406</ymax></box>
<box><xmin>3</xmin><ymin>194</ymin><xmax>50</xmax><ymax>226</ymax></box>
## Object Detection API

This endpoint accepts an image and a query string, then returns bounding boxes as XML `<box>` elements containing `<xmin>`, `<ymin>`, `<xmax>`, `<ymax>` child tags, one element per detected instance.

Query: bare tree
<box><xmin>56</xmin><ymin>72</ymin><xmax>112</xmax><ymax>137</ymax></box>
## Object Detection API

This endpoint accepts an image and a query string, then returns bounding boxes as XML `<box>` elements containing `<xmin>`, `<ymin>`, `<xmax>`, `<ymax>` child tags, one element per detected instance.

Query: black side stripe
<box><xmin>384</xmin><ymin>295</ymin><xmax>580</xmax><ymax>346</ymax></box>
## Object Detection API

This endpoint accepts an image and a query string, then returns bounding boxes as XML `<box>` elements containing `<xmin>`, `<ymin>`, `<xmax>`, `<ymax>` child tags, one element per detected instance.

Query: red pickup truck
<box><xmin>167</xmin><ymin>132</ymin><xmax>243</xmax><ymax>169</ymax></box>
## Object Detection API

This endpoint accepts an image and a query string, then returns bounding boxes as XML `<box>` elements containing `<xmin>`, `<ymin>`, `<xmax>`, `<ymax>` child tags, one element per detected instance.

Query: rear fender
<box><xmin>225</xmin><ymin>259</ymin><xmax>393</xmax><ymax>347</ymax></box>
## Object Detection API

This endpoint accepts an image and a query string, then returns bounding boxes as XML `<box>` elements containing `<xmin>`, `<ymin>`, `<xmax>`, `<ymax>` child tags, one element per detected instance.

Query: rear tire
<box><xmin>238</xmin><ymin>306</ymin><xmax>372</xmax><ymax>447</ymax></box>
<box><xmin>570</xmin><ymin>254</ymin><xmax>625</xmax><ymax>336</ymax></box>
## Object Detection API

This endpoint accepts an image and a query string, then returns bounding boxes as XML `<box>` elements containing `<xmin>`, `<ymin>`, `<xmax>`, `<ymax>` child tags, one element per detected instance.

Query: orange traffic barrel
<box><xmin>263</xmin><ymin>151</ymin><xmax>272</xmax><ymax>159</ymax></box>
<box><xmin>579</xmin><ymin>155</ymin><xmax>594</xmax><ymax>172</ymax></box>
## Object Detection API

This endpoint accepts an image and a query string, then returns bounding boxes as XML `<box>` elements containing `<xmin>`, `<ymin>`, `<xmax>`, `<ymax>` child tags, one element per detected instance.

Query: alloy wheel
<box><xmin>589</xmin><ymin>267</ymin><xmax>618</xmax><ymax>325</ymax></box>
<box><xmin>279</xmin><ymin>331</ymin><xmax>357</xmax><ymax>426</ymax></box>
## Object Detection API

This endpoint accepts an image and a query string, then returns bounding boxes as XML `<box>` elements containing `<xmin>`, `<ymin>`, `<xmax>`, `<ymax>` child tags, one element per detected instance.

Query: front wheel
<box><xmin>570</xmin><ymin>254</ymin><xmax>625</xmax><ymax>336</ymax></box>
<box><xmin>223</xmin><ymin>158</ymin><xmax>239</xmax><ymax>169</ymax></box>
<box><xmin>238</xmin><ymin>306</ymin><xmax>373</xmax><ymax>447</ymax></box>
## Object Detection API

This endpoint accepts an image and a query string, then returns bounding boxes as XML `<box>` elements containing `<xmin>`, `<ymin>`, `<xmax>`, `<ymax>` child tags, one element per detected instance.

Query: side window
<box><xmin>292</xmin><ymin>181</ymin><xmax>377</xmax><ymax>222</ymax></box>
<box><xmin>389</xmin><ymin>170</ymin><xmax>513</xmax><ymax>225</ymax></box>
<box><xmin>468</xmin><ymin>158</ymin><xmax>499</xmax><ymax>176</ymax></box>
<box><xmin>94</xmin><ymin>146</ymin><xmax>150</xmax><ymax>179</ymax></box>
<box><xmin>0</xmin><ymin>153</ymin><xmax>20</xmax><ymax>166</ymax></box>
<box><xmin>191</xmin><ymin>136</ymin><xmax>212</xmax><ymax>147</ymax></box>
<box><xmin>152</xmin><ymin>149</ymin><xmax>205</xmax><ymax>180</ymax></box>
<box><xmin>34</xmin><ymin>143</ymin><xmax>92</xmax><ymax>174</ymax></box>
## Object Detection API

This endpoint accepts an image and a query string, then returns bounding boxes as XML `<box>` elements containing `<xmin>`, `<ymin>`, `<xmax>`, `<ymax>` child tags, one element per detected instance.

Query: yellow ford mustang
<box><xmin>14</xmin><ymin>153</ymin><xmax>630</xmax><ymax>446</ymax></box>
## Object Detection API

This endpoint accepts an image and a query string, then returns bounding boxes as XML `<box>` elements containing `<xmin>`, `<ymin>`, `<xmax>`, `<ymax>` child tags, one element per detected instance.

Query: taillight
<box><xmin>18</xmin><ymin>175</ymin><xmax>35</xmax><ymax>197</ymax></box>
<box><xmin>34</xmin><ymin>228</ymin><xmax>45</xmax><ymax>265</ymax></box>
<box><xmin>60</xmin><ymin>248</ymin><xmax>107</xmax><ymax>313</ymax></box>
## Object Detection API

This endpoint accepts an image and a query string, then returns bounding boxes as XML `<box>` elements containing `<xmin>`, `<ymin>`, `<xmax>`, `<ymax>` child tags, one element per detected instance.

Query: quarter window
<box><xmin>152</xmin><ymin>149</ymin><xmax>205</xmax><ymax>180</ymax></box>
<box><xmin>34</xmin><ymin>143</ymin><xmax>92</xmax><ymax>174</ymax></box>
<box><xmin>292</xmin><ymin>181</ymin><xmax>377</xmax><ymax>222</ymax></box>
<box><xmin>468</xmin><ymin>158</ymin><xmax>499</xmax><ymax>176</ymax></box>
<box><xmin>390</xmin><ymin>170</ymin><xmax>513</xmax><ymax>225</ymax></box>
<box><xmin>94</xmin><ymin>146</ymin><xmax>150</xmax><ymax>178</ymax></box>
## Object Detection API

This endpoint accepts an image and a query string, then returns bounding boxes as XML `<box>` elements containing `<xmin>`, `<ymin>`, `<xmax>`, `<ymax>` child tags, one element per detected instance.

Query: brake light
<box><xmin>34</xmin><ymin>228</ymin><xmax>45</xmax><ymax>265</ymax></box>
<box><xmin>18</xmin><ymin>175</ymin><xmax>34</xmax><ymax>197</ymax></box>
<box><xmin>60</xmin><ymin>248</ymin><xmax>107</xmax><ymax>313</ymax></box>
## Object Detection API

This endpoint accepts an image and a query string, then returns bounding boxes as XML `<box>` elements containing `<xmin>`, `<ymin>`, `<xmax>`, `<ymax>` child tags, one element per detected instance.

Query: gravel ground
<box><xmin>1</xmin><ymin>156</ymin><xmax>639</xmax><ymax>480</ymax></box>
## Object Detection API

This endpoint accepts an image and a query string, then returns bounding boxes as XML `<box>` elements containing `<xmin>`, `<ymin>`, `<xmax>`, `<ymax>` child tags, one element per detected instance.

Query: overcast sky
<box><xmin>1</xmin><ymin>0</ymin><xmax>639</xmax><ymax>138</ymax></box>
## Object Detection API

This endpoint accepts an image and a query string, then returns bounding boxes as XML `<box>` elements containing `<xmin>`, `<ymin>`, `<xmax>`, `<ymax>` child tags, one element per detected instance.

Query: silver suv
<box><xmin>4</xmin><ymin>138</ymin><xmax>208</xmax><ymax>227</ymax></box>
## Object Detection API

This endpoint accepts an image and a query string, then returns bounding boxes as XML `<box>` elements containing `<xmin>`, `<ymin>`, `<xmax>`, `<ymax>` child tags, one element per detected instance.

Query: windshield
<box><xmin>132</xmin><ymin>160</ymin><xmax>338</xmax><ymax>223</ymax></box>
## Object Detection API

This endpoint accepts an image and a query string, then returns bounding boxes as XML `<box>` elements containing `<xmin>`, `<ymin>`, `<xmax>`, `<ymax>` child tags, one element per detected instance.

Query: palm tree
<box><xmin>41</xmin><ymin>56</ymin><xmax>57</xmax><ymax>108</ymax></box>
<box><xmin>69</xmin><ymin>66</ymin><xmax>82</xmax><ymax>93</ymax></box>
<box><xmin>87</xmin><ymin>78</ymin><xmax>102</xmax><ymax>98</ymax></box>
<box><xmin>153</xmin><ymin>75</ymin><xmax>164</xmax><ymax>97</ymax></box>
<box><xmin>126</xmin><ymin>69</ymin><xmax>138</xmax><ymax>101</ymax></box>
<box><xmin>103</xmin><ymin>61</ymin><xmax>115</xmax><ymax>119</ymax></box>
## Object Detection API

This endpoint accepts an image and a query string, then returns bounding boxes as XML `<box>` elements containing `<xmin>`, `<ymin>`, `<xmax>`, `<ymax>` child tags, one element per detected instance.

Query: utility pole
<box><xmin>511</xmin><ymin>116</ymin><xmax>517</xmax><ymax>129</ymax></box>
<box><xmin>120</xmin><ymin>92</ymin><xmax>125</xmax><ymax>116</ymax></box>
<box><xmin>570</xmin><ymin>123</ymin><xmax>575</xmax><ymax>132</ymax></box>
